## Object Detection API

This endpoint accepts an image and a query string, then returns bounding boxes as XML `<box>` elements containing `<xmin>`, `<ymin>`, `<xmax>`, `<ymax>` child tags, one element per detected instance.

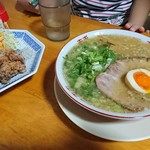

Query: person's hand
<box><xmin>17</xmin><ymin>0</ymin><xmax>40</xmax><ymax>15</ymax></box>
<box><xmin>124</xmin><ymin>22</ymin><xmax>150</xmax><ymax>33</ymax></box>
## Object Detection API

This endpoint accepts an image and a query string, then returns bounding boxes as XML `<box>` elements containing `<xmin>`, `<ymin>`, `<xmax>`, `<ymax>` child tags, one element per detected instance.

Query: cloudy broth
<box><xmin>63</xmin><ymin>35</ymin><xmax>150</xmax><ymax>113</ymax></box>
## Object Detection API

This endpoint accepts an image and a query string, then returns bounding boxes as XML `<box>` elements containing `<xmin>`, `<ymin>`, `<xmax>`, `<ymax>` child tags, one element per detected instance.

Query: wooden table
<box><xmin>0</xmin><ymin>0</ymin><xmax>150</xmax><ymax>149</ymax></box>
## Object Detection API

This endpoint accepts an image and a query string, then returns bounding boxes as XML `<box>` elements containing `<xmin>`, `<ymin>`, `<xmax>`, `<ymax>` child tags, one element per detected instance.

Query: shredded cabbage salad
<box><xmin>0</xmin><ymin>30</ymin><xmax>19</xmax><ymax>50</ymax></box>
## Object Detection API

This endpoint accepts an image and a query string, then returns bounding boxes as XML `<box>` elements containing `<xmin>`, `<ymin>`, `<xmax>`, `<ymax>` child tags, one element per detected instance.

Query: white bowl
<box><xmin>55</xmin><ymin>29</ymin><xmax>150</xmax><ymax>120</ymax></box>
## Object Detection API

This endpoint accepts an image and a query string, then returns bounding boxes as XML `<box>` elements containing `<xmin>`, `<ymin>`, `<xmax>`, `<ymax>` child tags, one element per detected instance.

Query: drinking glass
<box><xmin>38</xmin><ymin>0</ymin><xmax>71</xmax><ymax>41</ymax></box>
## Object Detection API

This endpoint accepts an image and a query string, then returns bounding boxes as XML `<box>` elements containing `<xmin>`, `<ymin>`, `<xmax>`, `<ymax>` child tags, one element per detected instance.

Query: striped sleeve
<box><xmin>71</xmin><ymin>0</ymin><xmax>133</xmax><ymax>25</ymax></box>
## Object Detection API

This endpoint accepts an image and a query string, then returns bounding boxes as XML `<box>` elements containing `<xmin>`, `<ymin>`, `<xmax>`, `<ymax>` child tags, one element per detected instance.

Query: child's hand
<box><xmin>17</xmin><ymin>0</ymin><xmax>40</xmax><ymax>15</ymax></box>
<box><xmin>124</xmin><ymin>22</ymin><xmax>149</xmax><ymax>33</ymax></box>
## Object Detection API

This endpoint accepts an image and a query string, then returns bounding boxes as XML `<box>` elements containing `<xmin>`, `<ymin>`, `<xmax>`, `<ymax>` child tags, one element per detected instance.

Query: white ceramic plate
<box><xmin>54</xmin><ymin>77</ymin><xmax>150</xmax><ymax>142</ymax></box>
<box><xmin>0</xmin><ymin>30</ymin><xmax>45</xmax><ymax>92</ymax></box>
<box><xmin>55</xmin><ymin>29</ymin><xmax>150</xmax><ymax>120</ymax></box>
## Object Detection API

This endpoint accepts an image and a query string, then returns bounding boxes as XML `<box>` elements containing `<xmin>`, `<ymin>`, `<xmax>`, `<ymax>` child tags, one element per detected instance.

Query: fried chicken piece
<box><xmin>0</xmin><ymin>48</ymin><xmax>26</xmax><ymax>84</ymax></box>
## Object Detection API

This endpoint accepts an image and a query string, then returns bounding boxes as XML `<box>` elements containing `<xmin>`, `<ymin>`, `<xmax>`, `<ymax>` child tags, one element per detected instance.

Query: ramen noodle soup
<box><xmin>63</xmin><ymin>34</ymin><xmax>150</xmax><ymax>113</ymax></box>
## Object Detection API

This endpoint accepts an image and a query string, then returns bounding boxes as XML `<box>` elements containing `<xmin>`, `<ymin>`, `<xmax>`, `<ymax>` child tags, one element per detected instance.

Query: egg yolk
<box><xmin>133</xmin><ymin>71</ymin><xmax>150</xmax><ymax>93</ymax></box>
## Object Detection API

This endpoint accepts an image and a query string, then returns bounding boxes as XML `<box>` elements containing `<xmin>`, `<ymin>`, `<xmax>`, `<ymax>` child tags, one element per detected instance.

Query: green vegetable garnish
<box><xmin>63</xmin><ymin>36</ymin><xmax>123</xmax><ymax>112</ymax></box>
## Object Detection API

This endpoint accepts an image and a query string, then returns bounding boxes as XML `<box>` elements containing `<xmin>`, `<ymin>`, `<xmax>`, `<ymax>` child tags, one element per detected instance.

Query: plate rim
<box><xmin>54</xmin><ymin>77</ymin><xmax>150</xmax><ymax>142</ymax></box>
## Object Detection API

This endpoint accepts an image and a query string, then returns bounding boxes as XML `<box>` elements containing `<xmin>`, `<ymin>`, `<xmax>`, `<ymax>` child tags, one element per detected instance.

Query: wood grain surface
<box><xmin>0</xmin><ymin>0</ymin><xmax>150</xmax><ymax>149</ymax></box>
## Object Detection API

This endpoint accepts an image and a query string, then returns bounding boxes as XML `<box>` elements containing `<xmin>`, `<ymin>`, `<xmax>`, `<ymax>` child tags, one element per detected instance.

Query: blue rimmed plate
<box><xmin>0</xmin><ymin>30</ymin><xmax>45</xmax><ymax>92</ymax></box>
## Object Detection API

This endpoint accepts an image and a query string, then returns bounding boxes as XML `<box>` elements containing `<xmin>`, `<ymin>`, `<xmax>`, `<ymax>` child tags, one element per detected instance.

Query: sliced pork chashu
<box><xmin>96</xmin><ymin>57</ymin><xmax>150</xmax><ymax>112</ymax></box>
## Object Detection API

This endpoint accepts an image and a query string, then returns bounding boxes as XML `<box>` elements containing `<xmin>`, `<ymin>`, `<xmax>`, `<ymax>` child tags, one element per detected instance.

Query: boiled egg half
<box><xmin>125</xmin><ymin>69</ymin><xmax>150</xmax><ymax>94</ymax></box>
